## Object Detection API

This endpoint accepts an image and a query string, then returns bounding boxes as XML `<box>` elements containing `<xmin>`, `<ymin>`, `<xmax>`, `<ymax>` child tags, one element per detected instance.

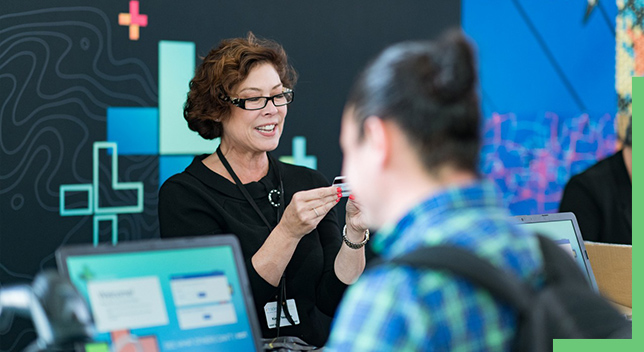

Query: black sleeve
<box><xmin>559</xmin><ymin>175</ymin><xmax>602</xmax><ymax>242</ymax></box>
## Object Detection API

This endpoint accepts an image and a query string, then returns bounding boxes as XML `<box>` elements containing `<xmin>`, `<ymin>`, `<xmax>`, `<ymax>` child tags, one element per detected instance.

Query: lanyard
<box><xmin>215</xmin><ymin>147</ymin><xmax>296</xmax><ymax>335</ymax></box>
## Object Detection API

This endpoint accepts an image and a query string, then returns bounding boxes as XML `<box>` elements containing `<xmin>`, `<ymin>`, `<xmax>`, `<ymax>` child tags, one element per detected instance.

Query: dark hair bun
<box><xmin>431</xmin><ymin>30</ymin><xmax>476</xmax><ymax>104</ymax></box>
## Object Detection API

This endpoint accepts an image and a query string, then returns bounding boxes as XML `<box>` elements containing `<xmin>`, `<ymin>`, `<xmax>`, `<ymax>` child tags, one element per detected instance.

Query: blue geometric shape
<box><xmin>159</xmin><ymin>155</ymin><xmax>194</xmax><ymax>187</ymax></box>
<box><xmin>462</xmin><ymin>0</ymin><xmax>617</xmax><ymax>117</ymax></box>
<box><xmin>279</xmin><ymin>136</ymin><xmax>317</xmax><ymax>169</ymax></box>
<box><xmin>93</xmin><ymin>142</ymin><xmax>144</xmax><ymax>214</ymax></box>
<box><xmin>59</xmin><ymin>184</ymin><xmax>93</xmax><ymax>216</ymax></box>
<box><xmin>107</xmin><ymin>107</ymin><xmax>159</xmax><ymax>155</ymax></box>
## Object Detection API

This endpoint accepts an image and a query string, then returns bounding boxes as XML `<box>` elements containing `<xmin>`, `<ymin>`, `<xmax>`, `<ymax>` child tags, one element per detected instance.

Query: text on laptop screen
<box><xmin>517</xmin><ymin>219</ymin><xmax>593</xmax><ymax>284</ymax></box>
<box><xmin>65</xmin><ymin>245</ymin><xmax>256</xmax><ymax>352</ymax></box>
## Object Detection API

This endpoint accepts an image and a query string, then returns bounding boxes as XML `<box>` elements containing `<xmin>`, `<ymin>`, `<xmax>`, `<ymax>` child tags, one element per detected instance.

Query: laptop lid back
<box><xmin>56</xmin><ymin>235</ymin><xmax>263</xmax><ymax>352</ymax></box>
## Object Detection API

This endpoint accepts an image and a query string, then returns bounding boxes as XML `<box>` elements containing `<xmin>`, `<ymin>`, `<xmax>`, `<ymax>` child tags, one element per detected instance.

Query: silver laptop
<box><xmin>513</xmin><ymin>212</ymin><xmax>599</xmax><ymax>292</ymax></box>
<box><xmin>56</xmin><ymin>235</ymin><xmax>263</xmax><ymax>352</ymax></box>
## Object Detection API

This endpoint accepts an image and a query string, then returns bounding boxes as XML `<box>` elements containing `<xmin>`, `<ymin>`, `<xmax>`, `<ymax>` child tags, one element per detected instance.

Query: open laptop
<box><xmin>56</xmin><ymin>235</ymin><xmax>263</xmax><ymax>352</ymax></box>
<box><xmin>513</xmin><ymin>212</ymin><xmax>599</xmax><ymax>292</ymax></box>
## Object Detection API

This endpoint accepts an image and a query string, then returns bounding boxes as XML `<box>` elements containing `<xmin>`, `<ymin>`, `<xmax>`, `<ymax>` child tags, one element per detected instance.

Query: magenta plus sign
<box><xmin>129</xmin><ymin>0</ymin><xmax>148</xmax><ymax>27</ymax></box>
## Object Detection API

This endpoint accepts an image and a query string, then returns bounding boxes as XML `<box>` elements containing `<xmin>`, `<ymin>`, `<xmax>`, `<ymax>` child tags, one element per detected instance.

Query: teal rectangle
<box><xmin>159</xmin><ymin>40</ymin><xmax>217</xmax><ymax>155</ymax></box>
<box><xmin>59</xmin><ymin>184</ymin><xmax>93</xmax><ymax>216</ymax></box>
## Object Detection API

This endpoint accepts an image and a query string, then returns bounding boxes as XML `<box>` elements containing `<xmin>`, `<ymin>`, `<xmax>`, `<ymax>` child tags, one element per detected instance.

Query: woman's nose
<box><xmin>262</xmin><ymin>99</ymin><xmax>279</xmax><ymax>114</ymax></box>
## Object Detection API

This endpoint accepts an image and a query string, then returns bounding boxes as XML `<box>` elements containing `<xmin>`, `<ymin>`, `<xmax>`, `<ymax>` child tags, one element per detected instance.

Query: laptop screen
<box><xmin>514</xmin><ymin>212</ymin><xmax>599</xmax><ymax>292</ymax></box>
<box><xmin>56</xmin><ymin>235</ymin><xmax>262</xmax><ymax>352</ymax></box>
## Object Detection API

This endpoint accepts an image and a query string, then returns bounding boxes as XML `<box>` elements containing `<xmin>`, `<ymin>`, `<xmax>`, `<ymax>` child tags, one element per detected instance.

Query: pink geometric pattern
<box><xmin>480</xmin><ymin>112</ymin><xmax>618</xmax><ymax>215</ymax></box>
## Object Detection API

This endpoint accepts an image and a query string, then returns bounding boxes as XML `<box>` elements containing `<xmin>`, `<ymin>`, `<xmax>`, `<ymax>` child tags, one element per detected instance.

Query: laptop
<box><xmin>513</xmin><ymin>212</ymin><xmax>599</xmax><ymax>292</ymax></box>
<box><xmin>56</xmin><ymin>235</ymin><xmax>263</xmax><ymax>352</ymax></box>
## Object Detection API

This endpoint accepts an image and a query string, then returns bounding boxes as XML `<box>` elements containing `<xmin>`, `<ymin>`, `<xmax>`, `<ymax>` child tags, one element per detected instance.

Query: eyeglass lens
<box><xmin>244</xmin><ymin>92</ymin><xmax>293</xmax><ymax>109</ymax></box>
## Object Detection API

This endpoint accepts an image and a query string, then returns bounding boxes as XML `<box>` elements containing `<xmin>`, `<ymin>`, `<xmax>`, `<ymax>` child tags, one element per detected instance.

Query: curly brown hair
<box><xmin>184</xmin><ymin>32</ymin><xmax>297</xmax><ymax>139</ymax></box>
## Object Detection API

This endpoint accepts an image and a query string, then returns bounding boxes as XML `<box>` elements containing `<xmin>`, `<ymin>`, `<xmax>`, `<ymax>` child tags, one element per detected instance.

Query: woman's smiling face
<box><xmin>221</xmin><ymin>62</ymin><xmax>288</xmax><ymax>154</ymax></box>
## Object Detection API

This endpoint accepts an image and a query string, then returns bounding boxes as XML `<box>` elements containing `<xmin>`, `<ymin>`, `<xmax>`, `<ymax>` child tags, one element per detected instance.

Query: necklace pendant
<box><xmin>268</xmin><ymin>189</ymin><xmax>281</xmax><ymax>208</ymax></box>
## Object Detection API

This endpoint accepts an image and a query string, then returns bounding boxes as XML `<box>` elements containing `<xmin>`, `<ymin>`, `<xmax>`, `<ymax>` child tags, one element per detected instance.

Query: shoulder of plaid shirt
<box><xmin>324</xmin><ymin>181</ymin><xmax>543</xmax><ymax>352</ymax></box>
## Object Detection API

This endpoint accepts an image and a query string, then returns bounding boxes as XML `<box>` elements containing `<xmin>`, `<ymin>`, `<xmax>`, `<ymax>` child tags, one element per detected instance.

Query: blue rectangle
<box><xmin>107</xmin><ymin>107</ymin><xmax>159</xmax><ymax>155</ymax></box>
<box><xmin>159</xmin><ymin>155</ymin><xmax>194</xmax><ymax>188</ymax></box>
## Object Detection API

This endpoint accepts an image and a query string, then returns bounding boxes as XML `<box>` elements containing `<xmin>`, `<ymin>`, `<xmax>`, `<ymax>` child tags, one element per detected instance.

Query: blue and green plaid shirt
<box><xmin>326</xmin><ymin>181</ymin><xmax>543</xmax><ymax>351</ymax></box>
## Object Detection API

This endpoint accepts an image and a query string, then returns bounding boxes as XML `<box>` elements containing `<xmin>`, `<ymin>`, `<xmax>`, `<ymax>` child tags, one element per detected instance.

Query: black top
<box><xmin>158</xmin><ymin>154</ymin><xmax>347</xmax><ymax>346</ymax></box>
<box><xmin>559</xmin><ymin>150</ymin><xmax>632</xmax><ymax>245</ymax></box>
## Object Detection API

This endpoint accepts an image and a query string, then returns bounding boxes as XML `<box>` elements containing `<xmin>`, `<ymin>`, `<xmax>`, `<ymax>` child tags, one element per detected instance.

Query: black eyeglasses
<box><xmin>221</xmin><ymin>89</ymin><xmax>294</xmax><ymax>110</ymax></box>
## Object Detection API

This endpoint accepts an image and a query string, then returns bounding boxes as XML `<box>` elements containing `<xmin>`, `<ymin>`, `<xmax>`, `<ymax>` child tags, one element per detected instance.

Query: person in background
<box><xmin>559</xmin><ymin>116</ymin><xmax>632</xmax><ymax>244</ymax></box>
<box><xmin>325</xmin><ymin>30</ymin><xmax>543</xmax><ymax>351</ymax></box>
<box><xmin>158</xmin><ymin>33</ymin><xmax>368</xmax><ymax>347</ymax></box>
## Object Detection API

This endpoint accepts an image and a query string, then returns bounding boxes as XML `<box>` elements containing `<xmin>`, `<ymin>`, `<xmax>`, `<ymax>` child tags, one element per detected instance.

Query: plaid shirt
<box><xmin>325</xmin><ymin>181</ymin><xmax>543</xmax><ymax>352</ymax></box>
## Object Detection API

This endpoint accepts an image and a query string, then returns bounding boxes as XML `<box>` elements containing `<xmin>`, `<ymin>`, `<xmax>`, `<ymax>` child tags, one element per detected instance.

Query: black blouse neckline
<box><xmin>186</xmin><ymin>153</ymin><xmax>280</xmax><ymax>200</ymax></box>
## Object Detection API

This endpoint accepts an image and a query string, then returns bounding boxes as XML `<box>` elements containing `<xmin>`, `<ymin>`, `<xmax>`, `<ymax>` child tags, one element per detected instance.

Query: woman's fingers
<box><xmin>311</xmin><ymin>186</ymin><xmax>342</xmax><ymax>216</ymax></box>
<box><xmin>292</xmin><ymin>186</ymin><xmax>341</xmax><ymax>220</ymax></box>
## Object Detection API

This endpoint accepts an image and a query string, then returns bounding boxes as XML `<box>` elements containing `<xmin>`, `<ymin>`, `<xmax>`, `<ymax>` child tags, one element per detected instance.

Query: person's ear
<box><xmin>362</xmin><ymin>116</ymin><xmax>389</xmax><ymax>168</ymax></box>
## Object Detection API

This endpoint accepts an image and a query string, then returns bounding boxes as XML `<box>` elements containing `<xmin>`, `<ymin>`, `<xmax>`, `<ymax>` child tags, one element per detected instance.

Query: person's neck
<box><xmin>623</xmin><ymin>146</ymin><xmax>632</xmax><ymax>181</ymax></box>
<box><xmin>375</xmin><ymin>165</ymin><xmax>477</xmax><ymax>229</ymax></box>
<box><xmin>213</xmin><ymin>143</ymin><xmax>269</xmax><ymax>184</ymax></box>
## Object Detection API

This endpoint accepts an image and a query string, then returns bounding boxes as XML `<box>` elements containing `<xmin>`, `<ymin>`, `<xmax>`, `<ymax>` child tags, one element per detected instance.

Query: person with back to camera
<box><xmin>324</xmin><ymin>30</ymin><xmax>544</xmax><ymax>351</ymax></box>
<box><xmin>559</xmin><ymin>115</ymin><xmax>632</xmax><ymax>244</ymax></box>
<box><xmin>157</xmin><ymin>33</ymin><xmax>368</xmax><ymax>348</ymax></box>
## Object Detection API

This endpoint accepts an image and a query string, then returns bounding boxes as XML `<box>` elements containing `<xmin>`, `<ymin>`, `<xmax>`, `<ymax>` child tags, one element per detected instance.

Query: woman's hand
<box><xmin>278</xmin><ymin>186</ymin><xmax>342</xmax><ymax>239</ymax></box>
<box><xmin>345</xmin><ymin>195</ymin><xmax>368</xmax><ymax>241</ymax></box>
<box><xmin>334</xmin><ymin>194</ymin><xmax>368</xmax><ymax>285</ymax></box>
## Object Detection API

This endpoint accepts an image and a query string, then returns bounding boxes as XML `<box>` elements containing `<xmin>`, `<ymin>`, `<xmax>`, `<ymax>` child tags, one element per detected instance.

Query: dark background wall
<box><xmin>0</xmin><ymin>1</ymin><xmax>460</xmax><ymax>349</ymax></box>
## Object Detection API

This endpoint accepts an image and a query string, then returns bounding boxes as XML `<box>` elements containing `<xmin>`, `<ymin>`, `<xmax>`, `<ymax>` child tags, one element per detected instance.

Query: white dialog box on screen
<box><xmin>176</xmin><ymin>303</ymin><xmax>237</xmax><ymax>329</ymax></box>
<box><xmin>170</xmin><ymin>272</ymin><xmax>237</xmax><ymax>330</ymax></box>
<box><xmin>87</xmin><ymin>276</ymin><xmax>169</xmax><ymax>332</ymax></box>
<box><xmin>170</xmin><ymin>272</ymin><xmax>232</xmax><ymax>306</ymax></box>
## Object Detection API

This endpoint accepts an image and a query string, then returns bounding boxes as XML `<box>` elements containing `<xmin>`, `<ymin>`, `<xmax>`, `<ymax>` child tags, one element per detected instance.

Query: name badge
<box><xmin>264</xmin><ymin>299</ymin><xmax>300</xmax><ymax>329</ymax></box>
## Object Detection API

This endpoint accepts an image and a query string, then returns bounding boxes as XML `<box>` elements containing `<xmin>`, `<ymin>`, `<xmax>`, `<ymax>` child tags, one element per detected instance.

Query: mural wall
<box><xmin>463</xmin><ymin>0</ymin><xmax>632</xmax><ymax>215</ymax></box>
<box><xmin>1</xmin><ymin>0</ymin><xmax>636</xmax><ymax>349</ymax></box>
<box><xmin>0</xmin><ymin>1</ymin><xmax>460</xmax><ymax>349</ymax></box>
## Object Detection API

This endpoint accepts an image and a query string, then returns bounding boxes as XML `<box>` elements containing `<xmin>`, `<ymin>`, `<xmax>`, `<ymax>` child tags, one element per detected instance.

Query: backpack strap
<box><xmin>388</xmin><ymin>245</ymin><xmax>532</xmax><ymax>313</ymax></box>
<box><xmin>383</xmin><ymin>235</ymin><xmax>631</xmax><ymax>347</ymax></box>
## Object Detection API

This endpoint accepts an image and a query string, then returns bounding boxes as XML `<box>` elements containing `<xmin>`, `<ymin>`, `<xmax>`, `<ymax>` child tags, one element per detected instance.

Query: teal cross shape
<box><xmin>59</xmin><ymin>141</ymin><xmax>144</xmax><ymax>246</ymax></box>
<box><xmin>279</xmin><ymin>136</ymin><xmax>317</xmax><ymax>169</ymax></box>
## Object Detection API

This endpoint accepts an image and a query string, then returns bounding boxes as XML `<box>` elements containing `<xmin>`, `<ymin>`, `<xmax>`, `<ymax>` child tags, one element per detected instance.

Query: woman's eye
<box><xmin>245</xmin><ymin>97</ymin><xmax>262</xmax><ymax>102</ymax></box>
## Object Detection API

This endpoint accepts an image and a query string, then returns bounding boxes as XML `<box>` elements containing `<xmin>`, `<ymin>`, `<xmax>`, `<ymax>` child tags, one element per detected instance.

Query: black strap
<box><xmin>216</xmin><ymin>147</ymin><xmax>294</xmax><ymax>335</ymax></box>
<box><xmin>216</xmin><ymin>147</ymin><xmax>275</xmax><ymax>229</ymax></box>
<box><xmin>387</xmin><ymin>245</ymin><xmax>533</xmax><ymax>313</ymax></box>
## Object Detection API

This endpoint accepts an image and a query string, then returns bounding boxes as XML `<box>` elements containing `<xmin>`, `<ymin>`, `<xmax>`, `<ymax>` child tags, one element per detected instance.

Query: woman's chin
<box><xmin>256</xmin><ymin>140</ymin><xmax>280</xmax><ymax>152</ymax></box>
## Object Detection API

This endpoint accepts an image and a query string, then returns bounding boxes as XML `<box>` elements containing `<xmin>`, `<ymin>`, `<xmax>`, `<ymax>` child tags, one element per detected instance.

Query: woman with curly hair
<box><xmin>158</xmin><ymin>33</ymin><xmax>367</xmax><ymax>347</ymax></box>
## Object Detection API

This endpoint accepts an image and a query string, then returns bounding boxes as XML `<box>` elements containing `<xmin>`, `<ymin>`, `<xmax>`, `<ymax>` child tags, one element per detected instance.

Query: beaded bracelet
<box><xmin>342</xmin><ymin>225</ymin><xmax>370</xmax><ymax>249</ymax></box>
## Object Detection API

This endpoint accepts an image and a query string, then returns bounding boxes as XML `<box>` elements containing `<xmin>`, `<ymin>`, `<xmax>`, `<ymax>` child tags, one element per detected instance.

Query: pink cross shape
<box><xmin>119</xmin><ymin>0</ymin><xmax>148</xmax><ymax>41</ymax></box>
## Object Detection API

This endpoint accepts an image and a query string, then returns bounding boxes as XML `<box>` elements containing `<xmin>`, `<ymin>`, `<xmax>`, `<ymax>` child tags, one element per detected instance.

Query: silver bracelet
<box><xmin>342</xmin><ymin>225</ymin><xmax>370</xmax><ymax>249</ymax></box>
